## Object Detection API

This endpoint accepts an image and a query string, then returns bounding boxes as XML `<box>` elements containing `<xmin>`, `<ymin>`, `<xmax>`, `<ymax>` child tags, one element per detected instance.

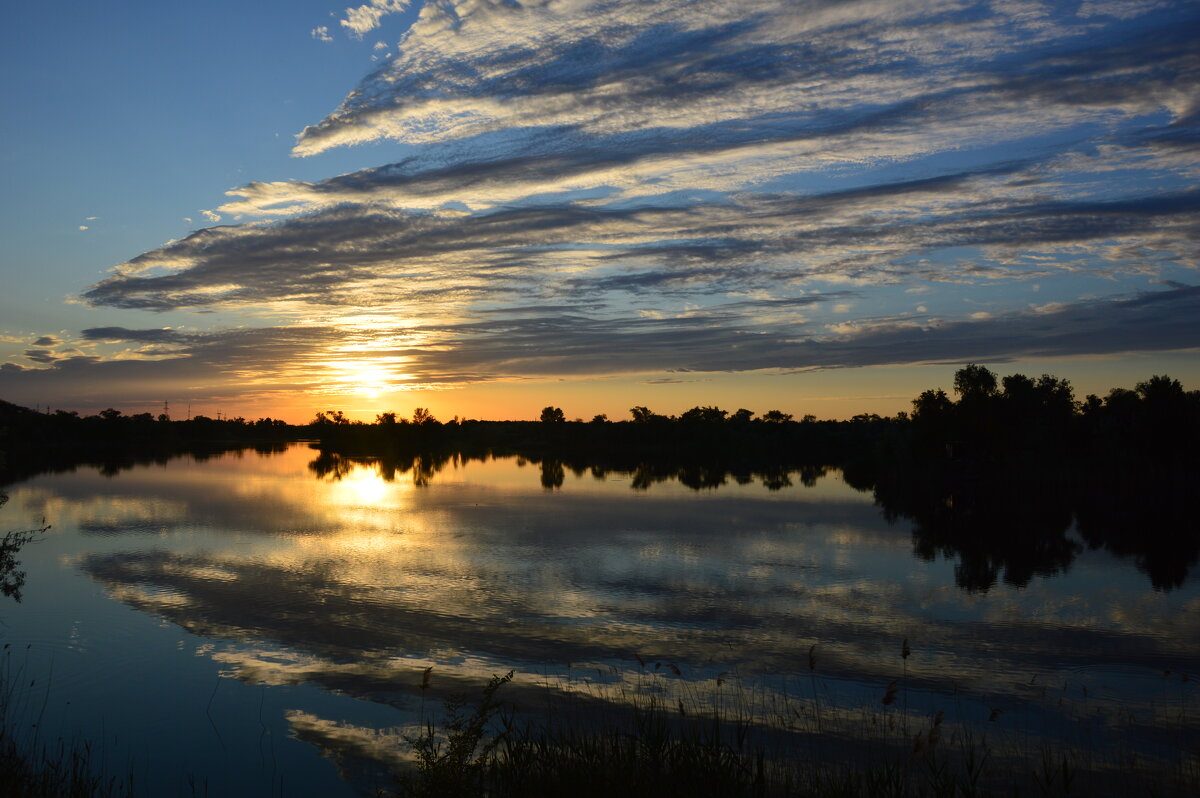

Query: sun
<box><xmin>314</xmin><ymin>356</ymin><xmax>400</xmax><ymax>399</ymax></box>
<box><xmin>310</xmin><ymin>320</ymin><xmax>430</xmax><ymax>401</ymax></box>
<box><xmin>348</xmin><ymin>364</ymin><xmax>391</xmax><ymax>399</ymax></box>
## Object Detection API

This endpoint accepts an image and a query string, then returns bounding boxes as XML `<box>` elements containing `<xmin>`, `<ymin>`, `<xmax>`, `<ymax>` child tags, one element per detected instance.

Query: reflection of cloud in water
<box><xmin>279</xmin><ymin>660</ymin><xmax>1197</xmax><ymax>795</ymax></box>
<box><xmin>287</xmin><ymin>710</ymin><xmax>409</xmax><ymax>765</ymax></box>
<box><xmin>80</xmin><ymin>533</ymin><xmax>1200</xmax><ymax>717</ymax></box>
<box><xmin>107</xmin><ymin>583</ymin><xmax>194</xmax><ymax>610</ymax></box>
<box><xmin>285</xmin><ymin>710</ymin><xmax>411</xmax><ymax>792</ymax></box>
<box><xmin>15</xmin><ymin>492</ymin><xmax>189</xmax><ymax>534</ymax></box>
<box><xmin>12</xmin><ymin>444</ymin><xmax>1196</xmax><ymax>780</ymax></box>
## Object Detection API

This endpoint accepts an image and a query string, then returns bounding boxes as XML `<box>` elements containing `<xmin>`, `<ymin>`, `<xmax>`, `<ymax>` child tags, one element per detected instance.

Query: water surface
<box><xmin>1</xmin><ymin>445</ymin><xmax>1196</xmax><ymax>794</ymax></box>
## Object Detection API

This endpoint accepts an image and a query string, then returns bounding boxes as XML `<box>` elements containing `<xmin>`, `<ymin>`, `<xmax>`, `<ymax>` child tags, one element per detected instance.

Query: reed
<box><xmin>392</xmin><ymin>641</ymin><xmax>1200</xmax><ymax>798</ymax></box>
<box><xmin>0</xmin><ymin>650</ymin><xmax>134</xmax><ymax>798</ymax></box>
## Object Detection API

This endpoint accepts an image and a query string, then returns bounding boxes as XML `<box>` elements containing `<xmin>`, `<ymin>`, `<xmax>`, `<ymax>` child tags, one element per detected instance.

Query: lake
<box><xmin>1</xmin><ymin>444</ymin><xmax>1197</xmax><ymax>795</ymax></box>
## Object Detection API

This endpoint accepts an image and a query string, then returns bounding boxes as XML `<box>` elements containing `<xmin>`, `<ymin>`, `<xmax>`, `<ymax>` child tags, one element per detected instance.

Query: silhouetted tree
<box><xmin>731</xmin><ymin>408</ymin><xmax>754</xmax><ymax>424</ymax></box>
<box><xmin>953</xmin><ymin>364</ymin><xmax>998</xmax><ymax>400</ymax></box>
<box><xmin>630</xmin><ymin>406</ymin><xmax>668</xmax><ymax>423</ymax></box>
<box><xmin>539</xmin><ymin>406</ymin><xmax>565</xmax><ymax>424</ymax></box>
<box><xmin>997</xmin><ymin>372</ymin><xmax>1075</xmax><ymax>455</ymax></box>
<box><xmin>1135</xmin><ymin>375</ymin><xmax>1196</xmax><ymax>462</ymax></box>
<box><xmin>910</xmin><ymin>388</ymin><xmax>953</xmax><ymax>456</ymax></box>
<box><xmin>679</xmin><ymin>406</ymin><xmax>727</xmax><ymax>424</ymax></box>
<box><xmin>1137</xmin><ymin>374</ymin><xmax>1186</xmax><ymax>406</ymax></box>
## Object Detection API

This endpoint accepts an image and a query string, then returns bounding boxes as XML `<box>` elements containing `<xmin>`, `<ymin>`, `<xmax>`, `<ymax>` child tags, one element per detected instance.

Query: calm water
<box><xmin>1</xmin><ymin>444</ymin><xmax>1197</xmax><ymax>795</ymax></box>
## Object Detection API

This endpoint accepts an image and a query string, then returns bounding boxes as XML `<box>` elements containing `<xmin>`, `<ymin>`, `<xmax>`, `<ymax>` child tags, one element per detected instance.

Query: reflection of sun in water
<box><xmin>331</xmin><ymin>466</ymin><xmax>391</xmax><ymax>506</ymax></box>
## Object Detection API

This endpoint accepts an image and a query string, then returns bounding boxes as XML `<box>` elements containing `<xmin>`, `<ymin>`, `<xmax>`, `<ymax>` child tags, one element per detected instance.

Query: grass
<box><xmin>0</xmin><ymin>734</ymin><xmax>133</xmax><ymax>798</ymax></box>
<box><xmin>0</xmin><ymin>644</ymin><xmax>1194</xmax><ymax>797</ymax></box>
<box><xmin>0</xmin><ymin>645</ymin><xmax>134</xmax><ymax>798</ymax></box>
<box><xmin>1</xmin><ymin>496</ymin><xmax>128</xmax><ymax>796</ymax></box>
<box><xmin>391</xmin><ymin>650</ymin><xmax>1200</xmax><ymax>798</ymax></box>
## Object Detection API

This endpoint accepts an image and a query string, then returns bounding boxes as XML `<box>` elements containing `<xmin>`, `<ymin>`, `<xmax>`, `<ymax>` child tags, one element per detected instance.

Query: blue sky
<box><xmin>2</xmin><ymin>0</ymin><xmax>1197</xmax><ymax>421</ymax></box>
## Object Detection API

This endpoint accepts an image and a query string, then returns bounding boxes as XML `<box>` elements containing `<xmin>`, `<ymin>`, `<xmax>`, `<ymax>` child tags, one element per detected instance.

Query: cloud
<box><xmin>5</xmin><ymin>286</ymin><xmax>1197</xmax><ymax>408</ymax></box>
<box><xmin>34</xmin><ymin>335</ymin><xmax>61</xmax><ymax>347</ymax></box>
<box><xmin>65</xmin><ymin>472</ymin><xmax>1200</xmax><ymax>719</ymax></box>
<box><xmin>419</xmin><ymin>284</ymin><xmax>1200</xmax><ymax>377</ymax></box>
<box><xmin>339</xmin><ymin>0</ymin><xmax>411</xmax><ymax>38</ymax></box>
<box><xmin>311</xmin><ymin>26</ymin><xmax>334</xmax><ymax>42</ymax></box>
<box><xmin>23</xmin><ymin>349</ymin><xmax>60</xmax><ymax>364</ymax></box>
<box><xmin>27</xmin><ymin>0</ymin><xmax>1200</xmax><ymax>411</ymax></box>
<box><xmin>228</xmin><ymin>121</ymin><xmax>1056</xmax><ymax>217</ymax></box>
<box><xmin>295</xmin><ymin>1</ymin><xmax>1198</xmax><ymax>158</ymax></box>
<box><xmin>0</xmin><ymin>326</ymin><xmax>348</xmax><ymax>408</ymax></box>
<box><xmin>81</xmin><ymin>327</ymin><xmax>184</xmax><ymax>344</ymax></box>
<box><xmin>82</xmin><ymin>181</ymin><xmax>1200</xmax><ymax>315</ymax></box>
<box><xmin>785</xmin><ymin>285</ymin><xmax>1200</xmax><ymax>371</ymax></box>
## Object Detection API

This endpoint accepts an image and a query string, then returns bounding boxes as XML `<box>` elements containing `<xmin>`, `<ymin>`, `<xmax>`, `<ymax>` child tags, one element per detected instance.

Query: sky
<box><xmin>1</xmin><ymin>0</ymin><xmax>1197</xmax><ymax>423</ymax></box>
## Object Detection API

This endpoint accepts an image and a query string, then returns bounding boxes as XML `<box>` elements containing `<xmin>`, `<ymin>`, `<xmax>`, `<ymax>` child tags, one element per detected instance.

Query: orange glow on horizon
<box><xmin>81</xmin><ymin>354</ymin><xmax>1199</xmax><ymax>427</ymax></box>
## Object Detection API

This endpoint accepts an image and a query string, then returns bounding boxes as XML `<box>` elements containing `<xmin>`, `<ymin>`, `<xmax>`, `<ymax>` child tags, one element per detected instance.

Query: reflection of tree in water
<box><xmin>873</xmin><ymin>471</ymin><xmax>1079</xmax><ymax>592</ymax></box>
<box><xmin>307</xmin><ymin>451</ymin><xmax>359</xmax><ymax>481</ymax></box>
<box><xmin>307</xmin><ymin>450</ymin><xmax>461</xmax><ymax>487</ymax></box>
<box><xmin>759</xmin><ymin>468</ymin><xmax>792</xmax><ymax>491</ymax></box>
<box><xmin>305</xmin><ymin>447</ymin><xmax>1197</xmax><ymax>592</ymax></box>
<box><xmin>540</xmin><ymin>459</ymin><xmax>564</xmax><ymax>490</ymax></box>
<box><xmin>623</xmin><ymin>461</ymin><xmax>825</xmax><ymax>492</ymax></box>
<box><xmin>0</xmin><ymin>443</ymin><xmax>280</xmax><ymax>489</ymax></box>
<box><xmin>865</xmin><ymin>464</ymin><xmax>1200</xmax><ymax>593</ymax></box>
<box><xmin>309</xmin><ymin>448</ymin><xmax>828</xmax><ymax>495</ymax></box>
<box><xmin>1074</xmin><ymin>472</ymin><xmax>1199</xmax><ymax>591</ymax></box>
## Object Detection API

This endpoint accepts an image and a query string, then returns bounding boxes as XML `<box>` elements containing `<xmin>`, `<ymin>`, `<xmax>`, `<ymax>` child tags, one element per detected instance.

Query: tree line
<box><xmin>909</xmin><ymin>365</ymin><xmax>1199</xmax><ymax>465</ymax></box>
<box><xmin>303</xmin><ymin>365</ymin><xmax>1198</xmax><ymax>468</ymax></box>
<box><xmin>2</xmin><ymin>365</ymin><xmax>1197</xmax><ymax>466</ymax></box>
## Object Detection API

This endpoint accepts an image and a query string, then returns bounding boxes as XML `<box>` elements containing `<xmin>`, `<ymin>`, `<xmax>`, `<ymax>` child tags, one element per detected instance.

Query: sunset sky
<box><xmin>2</xmin><ymin>0</ymin><xmax>1197</xmax><ymax>423</ymax></box>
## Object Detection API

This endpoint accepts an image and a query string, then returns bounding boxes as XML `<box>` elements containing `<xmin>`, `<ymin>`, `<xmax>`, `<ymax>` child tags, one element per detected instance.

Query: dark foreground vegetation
<box><xmin>386</xmin><ymin>651</ymin><xmax>1198</xmax><ymax>798</ymax></box>
<box><xmin>0</xmin><ymin>735</ymin><xmax>132</xmax><ymax>798</ymax></box>
<box><xmin>1</xmin><ymin>495</ymin><xmax>132</xmax><ymax>798</ymax></box>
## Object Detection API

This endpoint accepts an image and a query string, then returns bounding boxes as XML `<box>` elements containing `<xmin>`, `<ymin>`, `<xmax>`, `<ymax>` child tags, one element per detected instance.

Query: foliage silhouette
<box><xmin>1</xmin><ymin>493</ymin><xmax>46</xmax><ymax>602</ymax></box>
